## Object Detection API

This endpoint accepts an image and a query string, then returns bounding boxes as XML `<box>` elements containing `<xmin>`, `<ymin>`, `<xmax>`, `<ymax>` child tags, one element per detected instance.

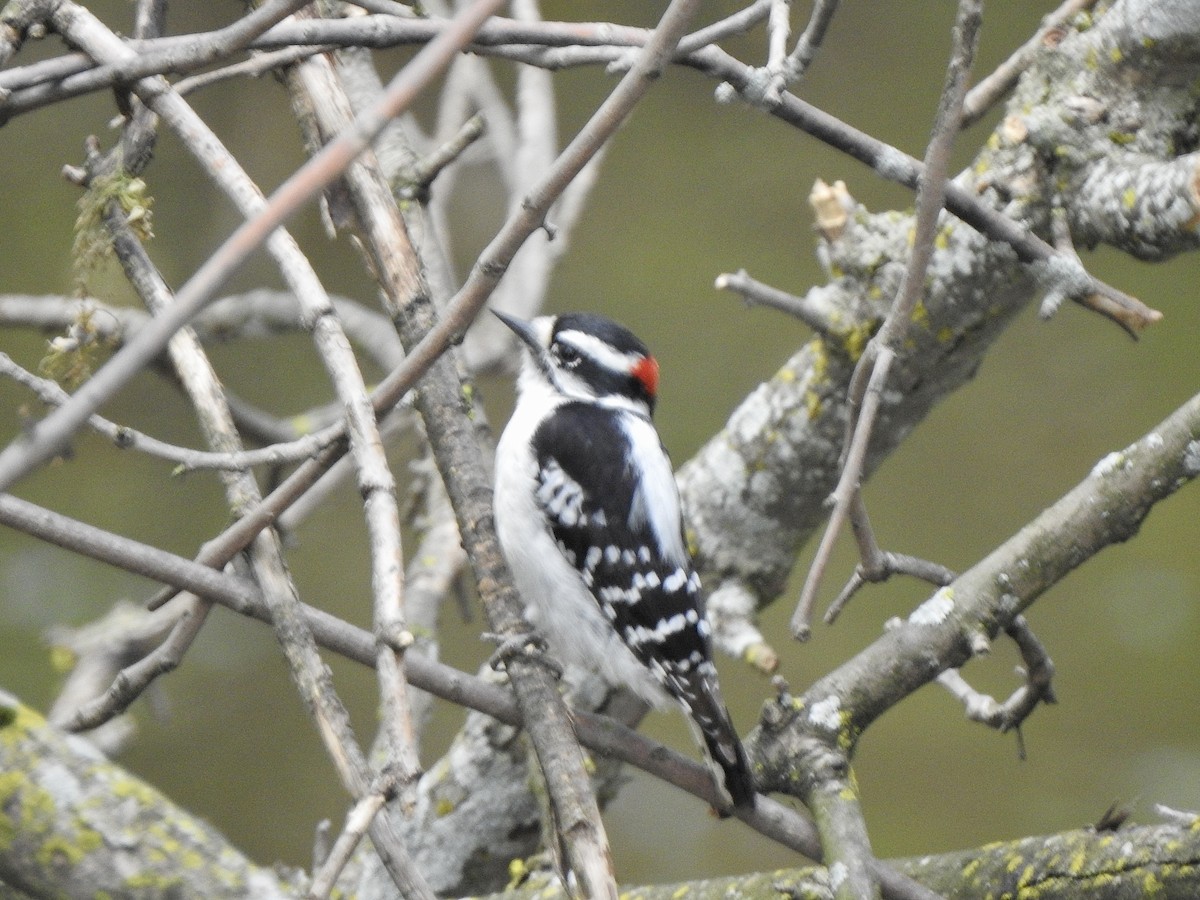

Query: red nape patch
<box><xmin>632</xmin><ymin>356</ymin><xmax>660</xmax><ymax>397</ymax></box>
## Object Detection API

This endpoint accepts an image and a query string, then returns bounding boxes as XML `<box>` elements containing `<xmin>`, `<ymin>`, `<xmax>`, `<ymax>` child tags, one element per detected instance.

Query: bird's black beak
<box><xmin>492</xmin><ymin>309</ymin><xmax>540</xmax><ymax>353</ymax></box>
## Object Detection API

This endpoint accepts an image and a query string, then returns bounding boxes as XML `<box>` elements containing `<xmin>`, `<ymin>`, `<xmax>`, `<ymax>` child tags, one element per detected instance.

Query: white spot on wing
<box><xmin>535</xmin><ymin>459</ymin><xmax>586</xmax><ymax>527</ymax></box>
<box><xmin>663</xmin><ymin>569</ymin><xmax>687</xmax><ymax>593</ymax></box>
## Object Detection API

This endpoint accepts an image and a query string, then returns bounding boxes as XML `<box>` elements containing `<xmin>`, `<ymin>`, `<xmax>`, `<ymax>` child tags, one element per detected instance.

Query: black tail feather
<box><xmin>699</xmin><ymin>705</ymin><xmax>756</xmax><ymax>811</ymax></box>
<box><xmin>674</xmin><ymin>673</ymin><xmax>756</xmax><ymax>812</ymax></box>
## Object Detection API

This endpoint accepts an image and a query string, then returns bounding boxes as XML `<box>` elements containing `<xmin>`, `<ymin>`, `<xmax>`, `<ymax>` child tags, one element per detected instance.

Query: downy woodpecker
<box><xmin>492</xmin><ymin>310</ymin><xmax>754</xmax><ymax>811</ymax></box>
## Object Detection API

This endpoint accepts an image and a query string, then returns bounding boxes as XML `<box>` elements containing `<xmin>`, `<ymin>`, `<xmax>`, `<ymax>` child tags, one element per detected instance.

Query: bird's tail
<box><xmin>678</xmin><ymin>675</ymin><xmax>756</xmax><ymax>812</ymax></box>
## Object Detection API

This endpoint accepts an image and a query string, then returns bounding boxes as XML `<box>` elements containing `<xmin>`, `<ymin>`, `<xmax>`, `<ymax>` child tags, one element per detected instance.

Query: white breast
<box><xmin>494</xmin><ymin>390</ymin><xmax>669</xmax><ymax>707</ymax></box>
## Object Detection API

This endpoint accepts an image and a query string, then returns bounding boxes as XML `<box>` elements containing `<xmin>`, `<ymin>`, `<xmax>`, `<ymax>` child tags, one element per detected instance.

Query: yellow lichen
<box><xmin>840</xmin><ymin>321</ymin><xmax>875</xmax><ymax>362</ymax></box>
<box><xmin>38</xmin><ymin>305</ymin><xmax>115</xmax><ymax>391</ymax></box>
<box><xmin>110</xmin><ymin>775</ymin><xmax>160</xmax><ymax>807</ymax></box>
<box><xmin>49</xmin><ymin>645</ymin><xmax>77</xmax><ymax>674</ymax></box>
<box><xmin>125</xmin><ymin>871</ymin><xmax>184</xmax><ymax>892</ymax></box>
<box><xmin>507</xmin><ymin>857</ymin><xmax>529</xmax><ymax>887</ymax></box>
<box><xmin>72</xmin><ymin>172</ymin><xmax>155</xmax><ymax>285</ymax></box>
<box><xmin>36</xmin><ymin>827</ymin><xmax>102</xmax><ymax>868</ymax></box>
<box><xmin>0</xmin><ymin>772</ymin><xmax>24</xmax><ymax>848</ymax></box>
<box><xmin>804</xmin><ymin>389</ymin><xmax>823</xmax><ymax>421</ymax></box>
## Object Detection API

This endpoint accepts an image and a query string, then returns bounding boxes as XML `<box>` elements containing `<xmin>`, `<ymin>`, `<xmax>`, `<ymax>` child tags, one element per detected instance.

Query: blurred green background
<box><xmin>2</xmin><ymin>0</ymin><xmax>1199</xmax><ymax>889</ymax></box>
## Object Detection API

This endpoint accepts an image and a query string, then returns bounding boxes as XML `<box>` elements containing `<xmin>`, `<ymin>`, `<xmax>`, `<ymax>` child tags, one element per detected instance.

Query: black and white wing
<box><xmin>530</xmin><ymin>401</ymin><xmax>754</xmax><ymax>808</ymax></box>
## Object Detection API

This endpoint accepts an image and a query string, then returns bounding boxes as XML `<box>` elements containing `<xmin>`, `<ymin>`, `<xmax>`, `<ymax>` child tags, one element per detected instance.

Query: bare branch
<box><xmin>307</xmin><ymin>788</ymin><xmax>391</xmax><ymax>900</ymax></box>
<box><xmin>785</xmin><ymin>0</ymin><xmax>839</xmax><ymax>82</ymax></box>
<box><xmin>694</xmin><ymin>47</ymin><xmax>1161</xmax><ymax>335</ymax></box>
<box><xmin>715</xmin><ymin>268</ymin><xmax>843</xmax><ymax>337</ymax></box>
<box><xmin>174</xmin><ymin>44</ymin><xmax>333</xmax><ymax>96</ymax></box>
<box><xmin>935</xmin><ymin>615</ymin><xmax>1058</xmax><ymax>743</ymax></box>
<box><xmin>752</xmin><ymin>391</ymin><xmax>1200</xmax><ymax>800</ymax></box>
<box><xmin>0</xmin><ymin>0</ymin><xmax>506</xmax><ymax>491</ymax></box>
<box><xmin>960</xmin><ymin>0</ymin><xmax>1099</xmax><ymax>128</ymax></box>
<box><xmin>0</xmin><ymin>492</ymin><xmax>935</xmax><ymax>898</ymax></box>
<box><xmin>52</xmin><ymin>596</ymin><xmax>210</xmax><ymax>737</ymax></box>
<box><xmin>792</xmin><ymin>0</ymin><xmax>982</xmax><ymax>640</ymax></box>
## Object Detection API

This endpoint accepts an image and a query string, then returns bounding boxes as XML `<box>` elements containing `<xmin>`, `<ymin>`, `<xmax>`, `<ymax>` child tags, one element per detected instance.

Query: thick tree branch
<box><xmin>5</xmin><ymin>687</ymin><xmax>1198</xmax><ymax>898</ymax></box>
<box><xmin>793</xmin><ymin>0</ymin><xmax>981</xmax><ymax>645</ymax></box>
<box><xmin>751</xmin><ymin>390</ymin><xmax>1200</xmax><ymax>795</ymax></box>
<box><xmin>0</xmin><ymin>491</ymin><xmax>937</xmax><ymax>900</ymax></box>
<box><xmin>679</xmin><ymin>0</ymin><xmax>1189</xmax><ymax>639</ymax></box>
<box><xmin>0</xmin><ymin>690</ymin><xmax>303</xmax><ymax>898</ymax></box>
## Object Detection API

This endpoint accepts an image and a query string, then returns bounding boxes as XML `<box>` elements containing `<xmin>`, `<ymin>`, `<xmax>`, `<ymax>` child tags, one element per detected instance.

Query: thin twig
<box><xmin>174</xmin><ymin>44</ymin><xmax>334</xmax><ymax>95</ymax></box>
<box><xmin>960</xmin><ymin>0</ymin><xmax>1099</xmax><ymax>128</ymax></box>
<box><xmin>714</xmin><ymin>268</ymin><xmax>841</xmax><ymax>337</ymax></box>
<box><xmin>307</xmin><ymin>789</ymin><xmax>391</xmax><ymax>900</ymax></box>
<box><xmin>677</xmin><ymin>0</ymin><xmax>771</xmax><ymax>53</ymax></box>
<box><xmin>0</xmin><ymin>491</ymin><xmax>940</xmax><ymax>899</ymax></box>
<box><xmin>791</xmin><ymin>0</ymin><xmax>984</xmax><ymax>638</ymax></box>
<box><xmin>784</xmin><ymin>0</ymin><xmax>838</xmax><ymax>83</ymax></box>
<box><xmin>0</xmin><ymin>0</ymin><xmax>506</xmax><ymax>491</ymax></box>
<box><xmin>934</xmin><ymin>615</ymin><xmax>1058</xmax><ymax>749</ymax></box>
<box><xmin>1</xmin><ymin>352</ymin><xmax>342</xmax><ymax>470</ymax></box>
<box><xmin>762</xmin><ymin>0</ymin><xmax>790</xmax><ymax>101</ymax></box>
<box><xmin>60</xmin><ymin>597</ymin><xmax>211</xmax><ymax>733</ymax></box>
<box><xmin>397</xmin><ymin>112</ymin><xmax>485</xmax><ymax>199</ymax></box>
<box><xmin>824</xmin><ymin>528</ymin><xmax>957</xmax><ymax>625</ymax></box>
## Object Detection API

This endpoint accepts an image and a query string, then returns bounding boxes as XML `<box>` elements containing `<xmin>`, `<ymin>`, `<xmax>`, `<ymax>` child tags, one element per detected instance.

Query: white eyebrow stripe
<box><xmin>556</xmin><ymin>329</ymin><xmax>642</xmax><ymax>374</ymax></box>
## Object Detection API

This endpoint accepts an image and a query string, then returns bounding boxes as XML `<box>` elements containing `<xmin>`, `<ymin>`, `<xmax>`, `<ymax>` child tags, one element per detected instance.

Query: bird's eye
<box><xmin>554</xmin><ymin>342</ymin><xmax>581</xmax><ymax>368</ymax></box>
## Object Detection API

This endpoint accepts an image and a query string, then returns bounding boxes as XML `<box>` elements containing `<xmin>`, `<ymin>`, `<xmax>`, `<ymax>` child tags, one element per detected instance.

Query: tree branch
<box><xmin>751</xmin><ymin>390</ymin><xmax>1200</xmax><ymax>796</ymax></box>
<box><xmin>5</xmin><ymin>686</ymin><xmax>1198</xmax><ymax>898</ymax></box>
<box><xmin>0</xmin><ymin>0</ymin><xmax>505</xmax><ymax>491</ymax></box>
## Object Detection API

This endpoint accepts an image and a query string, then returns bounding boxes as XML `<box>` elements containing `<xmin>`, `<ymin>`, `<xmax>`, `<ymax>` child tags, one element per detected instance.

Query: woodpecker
<box><xmin>492</xmin><ymin>309</ymin><xmax>754</xmax><ymax>811</ymax></box>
